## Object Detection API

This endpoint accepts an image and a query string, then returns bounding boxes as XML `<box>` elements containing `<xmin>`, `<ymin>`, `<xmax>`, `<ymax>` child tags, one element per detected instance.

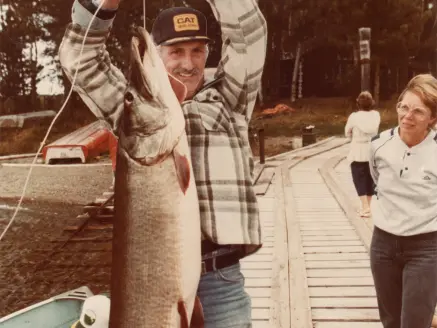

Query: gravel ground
<box><xmin>0</xmin><ymin>159</ymin><xmax>114</xmax><ymax>317</ymax></box>
<box><xmin>0</xmin><ymin>161</ymin><xmax>113</xmax><ymax>204</ymax></box>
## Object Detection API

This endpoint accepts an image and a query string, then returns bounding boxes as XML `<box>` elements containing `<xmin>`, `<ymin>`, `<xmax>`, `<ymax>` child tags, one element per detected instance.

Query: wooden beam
<box><xmin>319</xmin><ymin>155</ymin><xmax>373</xmax><ymax>250</ymax></box>
<box><xmin>284</xmin><ymin>163</ymin><xmax>313</xmax><ymax>328</ymax></box>
<box><xmin>269</xmin><ymin>166</ymin><xmax>291</xmax><ymax>328</ymax></box>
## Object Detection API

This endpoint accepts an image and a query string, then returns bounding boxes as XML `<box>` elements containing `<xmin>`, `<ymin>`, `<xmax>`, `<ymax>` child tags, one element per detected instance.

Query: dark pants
<box><xmin>370</xmin><ymin>226</ymin><xmax>437</xmax><ymax>328</ymax></box>
<box><xmin>351</xmin><ymin>161</ymin><xmax>374</xmax><ymax>196</ymax></box>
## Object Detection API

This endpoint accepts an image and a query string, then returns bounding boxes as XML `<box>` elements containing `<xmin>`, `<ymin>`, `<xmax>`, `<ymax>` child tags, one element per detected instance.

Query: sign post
<box><xmin>359</xmin><ymin>27</ymin><xmax>371</xmax><ymax>92</ymax></box>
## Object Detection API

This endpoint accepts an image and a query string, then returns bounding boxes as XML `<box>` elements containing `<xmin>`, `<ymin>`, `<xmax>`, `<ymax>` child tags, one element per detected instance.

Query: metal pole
<box><xmin>258</xmin><ymin>128</ymin><xmax>265</xmax><ymax>164</ymax></box>
<box><xmin>358</xmin><ymin>27</ymin><xmax>371</xmax><ymax>92</ymax></box>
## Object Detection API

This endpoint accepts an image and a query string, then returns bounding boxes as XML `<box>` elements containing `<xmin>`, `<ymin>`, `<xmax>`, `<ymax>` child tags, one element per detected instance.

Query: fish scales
<box><xmin>109</xmin><ymin>26</ymin><xmax>203</xmax><ymax>328</ymax></box>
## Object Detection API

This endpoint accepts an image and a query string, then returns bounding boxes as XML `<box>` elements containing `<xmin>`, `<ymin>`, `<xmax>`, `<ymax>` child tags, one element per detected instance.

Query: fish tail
<box><xmin>178</xmin><ymin>300</ymin><xmax>189</xmax><ymax>328</ymax></box>
<box><xmin>189</xmin><ymin>297</ymin><xmax>204</xmax><ymax>328</ymax></box>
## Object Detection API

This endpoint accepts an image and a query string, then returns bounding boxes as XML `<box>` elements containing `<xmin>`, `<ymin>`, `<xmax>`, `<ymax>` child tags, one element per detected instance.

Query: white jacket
<box><xmin>345</xmin><ymin>110</ymin><xmax>381</xmax><ymax>163</ymax></box>
<box><xmin>370</xmin><ymin>127</ymin><xmax>437</xmax><ymax>236</ymax></box>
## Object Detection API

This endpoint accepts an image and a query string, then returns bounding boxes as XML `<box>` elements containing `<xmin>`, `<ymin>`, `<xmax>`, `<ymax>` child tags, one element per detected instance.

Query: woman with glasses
<box><xmin>345</xmin><ymin>91</ymin><xmax>381</xmax><ymax>217</ymax></box>
<box><xmin>369</xmin><ymin>74</ymin><xmax>437</xmax><ymax>328</ymax></box>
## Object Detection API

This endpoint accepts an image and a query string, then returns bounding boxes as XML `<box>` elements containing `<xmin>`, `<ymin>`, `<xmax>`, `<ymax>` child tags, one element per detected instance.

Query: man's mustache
<box><xmin>173</xmin><ymin>68</ymin><xmax>200</xmax><ymax>76</ymax></box>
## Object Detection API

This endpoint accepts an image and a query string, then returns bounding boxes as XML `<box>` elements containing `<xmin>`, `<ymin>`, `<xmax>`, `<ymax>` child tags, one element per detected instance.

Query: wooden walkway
<box><xmin>241</xmin><ymin>139</ymin><xmax>383</xmax><ymax>328</ymax></box>
<box><xmin>0</xmin><ymin>136</ymin><xmax>386</xmax><ymax>325</ymax></box>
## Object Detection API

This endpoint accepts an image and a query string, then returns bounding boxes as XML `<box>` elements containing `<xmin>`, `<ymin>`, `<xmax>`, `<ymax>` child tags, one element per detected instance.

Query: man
<box><xmin>59</xmin><ymin>0</ymin><xmax>267</xmax><ymax>327</ymax></box>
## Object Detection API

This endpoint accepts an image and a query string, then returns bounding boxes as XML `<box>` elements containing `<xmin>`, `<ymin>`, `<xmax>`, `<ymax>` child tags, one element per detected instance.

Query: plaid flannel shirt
<box><xmin>59</xmin><ymin>0</ymin><xmax>267</xmax><ymax>256</ymax></box>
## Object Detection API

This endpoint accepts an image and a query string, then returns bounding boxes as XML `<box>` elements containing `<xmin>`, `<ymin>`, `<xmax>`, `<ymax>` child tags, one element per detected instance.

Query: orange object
<box><xmin>259</xmin><ymin>103</ymin><xmax>295</xmax><ymax>117</ymax></box>
<box><xmin>108</xmin><ymin>131</ymin><xmax>118</xmax><ymax>172</ymax></box>
<box><xmin>42</xmin><ymin>121</ymin><xmax>116</xmax><ymax>164</ymax></box>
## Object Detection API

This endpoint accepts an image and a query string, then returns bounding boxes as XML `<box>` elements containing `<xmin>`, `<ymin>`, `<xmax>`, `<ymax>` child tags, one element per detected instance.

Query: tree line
<box><xmin>0</xmin><ymin>0</ymin><xmax>436</xmax><ymax>114</ymax></box>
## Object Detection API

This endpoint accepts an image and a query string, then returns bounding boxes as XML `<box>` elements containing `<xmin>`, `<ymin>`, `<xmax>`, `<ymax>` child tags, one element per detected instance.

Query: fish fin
<box><xmin>178</xmin><ymin>300</ymin><xmax>189</xmax><ymax>328</ymax></box>
<box><xmin>173</xmin><ymin>149</ymin><xmax>191</xmax><ymax>194</ymax></box>
<box><xmin>189</xmin><ymin>297</ymin><xmax>205</xmax><ymax>328</ymax></box>
<box><xmin>168</xmin><ymin>73</ymin><xmax>188</xmax><ymax>104</ymax></box>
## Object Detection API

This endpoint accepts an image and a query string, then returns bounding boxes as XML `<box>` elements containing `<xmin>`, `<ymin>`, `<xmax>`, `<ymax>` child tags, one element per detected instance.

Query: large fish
<box><xmin>109</xmin><ymin>26</ymin><xmax>203</xmax><ymax>328</ymax></box>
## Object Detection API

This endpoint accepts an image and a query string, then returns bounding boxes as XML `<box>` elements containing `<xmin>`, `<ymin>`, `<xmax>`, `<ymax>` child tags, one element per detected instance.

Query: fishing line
<box><xmin>0</xmin><ymin>1</ymin><xmax>105</xmax><ymax>241</ymax></box>
<box><xmin>143</xmin><ymin>0</ymin><xmax>146</xmax><ymax>29</ymax></box>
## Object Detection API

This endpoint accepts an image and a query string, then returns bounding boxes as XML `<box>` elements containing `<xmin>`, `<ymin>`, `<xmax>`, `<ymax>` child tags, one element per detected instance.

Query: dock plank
<box><xmin>252</xmin><ymin>308</ymin><xmax>270</xmax><ymax>320</ymax></box>
<box><xmin>305</xmin><ymin>253</ymin><xmax>369</xmax><ymax>261</ymax></box>
<box><xmin>269</xmin><ymin>166</ymin><xmax>291</xmax><ymax>328</ymax></box>
<box><xmin>251</xmin><ymin>297</ymin><xmax>271</xmax><ymax>308</ymax></box>
<box><xmin>300</xmin><ymin>226</ymin><xmax>354</xmax><ymax>231</ymax></box>
<box><xmin>245</xmin><ymin>278</ymin><xmax>272</xmax><ymax>287</ymax></box>
<box><xmin>303</xmin><ymin>246</ymin><xmax>367</xmax><ymax>253</ymax></box>
<box><xmin>242</xmin><ymin>270</ymin><xmax>272</xmax><ymax>278</ymax></box>
<box><xmin>314</xmin><ymin>323</ymin><xmax>382</xmax><ymax>328</ymax></box>
<box><xmin>286</xmin><ymin>165</ymin><xmax>313</xmax><ymax>328</ymax></box>
<box><xmin>302</xmin><ymin>240</ymin><xmax>363</xmax><ymax>247</ymax></box>
<box><xmin>246</xmin><ymin>288</ymin><xmax>272</xmax><ymax>298</ymax></box>
<box><xmin>309</xmin><ymin>286</ymin><xmax>376</xmax><ymax>297</ymax></box>
<box><xmin>243</xmin><ymin>254</ymin><xmax>274</xmax><ymax>262</ymax></box>
<box><xmin>308</xmin><ymin>277</ymin><xmax>374</xmax><ymax>286</ymax></box>
<box><xmin>299</xmin><ymin>221</ymin><xmax>351</xmax><ymax>226</ymax></box>
<box><xmin>311</xmin><ymin>297</ymin><xmax>378</xmax><ymax>308</ymax></box>
<box><xmin>306</xmin><ymin>260</ymin><xmax>369</xmax><ymax>269</ymax></box>
<box><xmin>306</xmin><ymin>268</ymin><xmax>372</xmax><ymax>277</ymax></box>
<box><xmin>301</xmin><ymin>231</ymin><xmax>357</xmax><ymax>236</ymax></box>
<box><xmin>312</xmin><ymin>308</ymin><xmax>380</xmax><ymax>320</ymax></box>
<box><xmin>301</xmin><ymin>235</ymin><xmax>360</xmax><ymax>241</ymax></box>
<box><xmin>252</xmin><ymin>321</ymin><xmax>270</xmax><ymax>328</ymax></box>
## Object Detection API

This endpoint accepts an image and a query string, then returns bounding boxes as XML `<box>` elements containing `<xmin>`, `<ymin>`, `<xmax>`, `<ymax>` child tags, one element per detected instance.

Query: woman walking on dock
<box><xmin>345</xmin><ymin>91</ymin><xmax>380</xmax><ymax>217</ymax></box>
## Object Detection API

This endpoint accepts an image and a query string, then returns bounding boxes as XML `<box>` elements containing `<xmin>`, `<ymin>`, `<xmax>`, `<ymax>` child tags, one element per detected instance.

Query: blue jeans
<box><xmin>370</xmin><ymin>226</ymin><xmax>437</xmax><ymax>328</ymax></box>
<box><xmin>196</xmin><ymin>262</ymin><xmax>252</xmax><ymax>328</ymax></box>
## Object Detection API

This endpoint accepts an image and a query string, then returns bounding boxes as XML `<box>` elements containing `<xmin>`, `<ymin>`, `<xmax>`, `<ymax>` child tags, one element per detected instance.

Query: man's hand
<box><xmin>95</xmin><ymin>0</ymin><xmax>121</xmax><ymax>10</ymax></box>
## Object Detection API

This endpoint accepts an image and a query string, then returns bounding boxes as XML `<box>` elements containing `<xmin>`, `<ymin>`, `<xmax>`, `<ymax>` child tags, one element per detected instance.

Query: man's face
<box><xmin>159</xmin><ymin>40</ymin><xmax>208</xmax><ymax>100</ymax></box>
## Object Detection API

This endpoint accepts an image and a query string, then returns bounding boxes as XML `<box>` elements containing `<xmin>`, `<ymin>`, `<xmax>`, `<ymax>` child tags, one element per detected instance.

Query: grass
<box><xmin>0</xmin><ymin>97</ymin><xmax>400</xmax><ymax>157</ymax></box>
<box><xmin>249</xmin><ymin>96</ymin><xmax>399</xmax><ymax>157</ymax></box>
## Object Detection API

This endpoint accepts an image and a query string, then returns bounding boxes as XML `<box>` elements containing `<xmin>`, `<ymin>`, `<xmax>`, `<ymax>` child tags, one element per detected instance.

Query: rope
<box><xmin>143</xmin><ymin>0</ymin><xmax>146</xmax><ymax>29</ymax></box>
<box><xmin>0</xmin><ymin>1</ymin><xmax>105</xmax><ymax>242</ymax></box>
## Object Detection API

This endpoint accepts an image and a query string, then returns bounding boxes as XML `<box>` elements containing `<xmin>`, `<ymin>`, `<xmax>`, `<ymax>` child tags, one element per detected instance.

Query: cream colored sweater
<box><xmin>345</xmin><ymin>110</ymin><xmax>381</xmax><ymax>163</ymax></box>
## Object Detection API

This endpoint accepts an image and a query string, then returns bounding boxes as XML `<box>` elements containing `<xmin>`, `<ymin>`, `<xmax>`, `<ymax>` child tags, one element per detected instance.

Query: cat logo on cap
<box><xmin>173</xmin><ymin>14</ymin><xmax>199</xmax><ymax>32</ymax></box>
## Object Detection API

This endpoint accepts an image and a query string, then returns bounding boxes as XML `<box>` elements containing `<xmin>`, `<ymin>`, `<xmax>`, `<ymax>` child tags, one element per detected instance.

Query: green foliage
<box><xmin>0</xmin><ymin>0</ymin><xmax>436</xmax><ymax>109</ymax></box>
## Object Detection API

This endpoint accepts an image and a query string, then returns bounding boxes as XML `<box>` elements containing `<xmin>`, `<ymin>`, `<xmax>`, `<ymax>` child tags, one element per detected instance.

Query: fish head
<box><xmin>119</xmin><ymin>26</ymin><xmax>187</xmax><ymax>165</ymax></box>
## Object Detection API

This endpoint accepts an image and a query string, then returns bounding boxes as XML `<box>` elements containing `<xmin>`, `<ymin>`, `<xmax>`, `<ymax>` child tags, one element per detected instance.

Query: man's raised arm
<box><xmin>58</xmin><ymin>0</ymin><xmax>126</xmax><ymax>133</ymax></box>
<box><xmin>207</xmin><ymin>0</ymin><xmax>267</xmax><ymax>121</ymax></box>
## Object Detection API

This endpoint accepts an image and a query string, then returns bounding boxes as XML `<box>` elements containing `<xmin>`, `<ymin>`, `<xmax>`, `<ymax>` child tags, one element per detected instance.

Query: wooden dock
<box><xmin>241</xmin><ymin>138</ymin><xmax>383</xmax><ymax>328</ymax></box>
<box><xmin>38</xmin><ymin>136</ymin><xmax>382</xmax><ymax>327</ymax></box>
<box><xmin>0</xmin><ymin>136</ymin><xmax>387</xmax><ymax>325</ymax></box>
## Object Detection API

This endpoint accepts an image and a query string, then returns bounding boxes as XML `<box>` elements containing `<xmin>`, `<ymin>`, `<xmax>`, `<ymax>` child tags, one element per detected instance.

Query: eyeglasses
<box><xmin>396</xmin><ymin>102</ymin><xmax>430</xmax><ymax>120</ymax></box>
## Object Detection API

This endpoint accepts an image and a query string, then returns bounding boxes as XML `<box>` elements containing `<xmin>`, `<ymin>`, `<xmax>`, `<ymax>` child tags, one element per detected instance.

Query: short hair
<box><xmin>398</xmin><ymin>74</ymin><xmax>437</xmax><ymax>118</ymax></box>
<box><xmin>356</xmin><ymin>91</ymin><xmax>374</xmax><ymax>111</ymax></box>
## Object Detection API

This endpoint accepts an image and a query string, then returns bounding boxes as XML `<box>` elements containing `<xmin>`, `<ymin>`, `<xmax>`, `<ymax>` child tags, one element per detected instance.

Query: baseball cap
<box><xmin>151</xmin><ymin>7</ymin><xmax>210</xmax><ymax>46</ymax></box>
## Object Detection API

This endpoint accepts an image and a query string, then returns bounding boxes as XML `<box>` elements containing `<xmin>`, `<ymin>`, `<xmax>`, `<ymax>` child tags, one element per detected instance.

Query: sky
<box><xmin>29</xmin><ymin>41</ymin><xmax>64</xmax><ymax>95</ymax></box>
<box><xmin>0</xmin><ymin>4</ymin><xmax>64</xmax><ymax>95</ymax></box>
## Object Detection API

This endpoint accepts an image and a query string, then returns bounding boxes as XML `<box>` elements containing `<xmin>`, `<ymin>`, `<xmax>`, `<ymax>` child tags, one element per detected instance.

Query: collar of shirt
<box><xmin>393</xmin><ymin>126</ymin><xmax>437</xmax><ymax>154</ymax></box>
